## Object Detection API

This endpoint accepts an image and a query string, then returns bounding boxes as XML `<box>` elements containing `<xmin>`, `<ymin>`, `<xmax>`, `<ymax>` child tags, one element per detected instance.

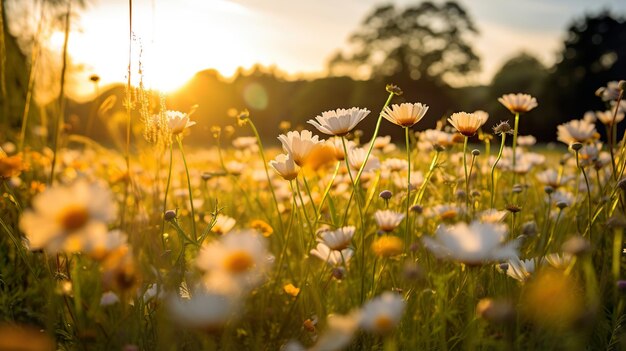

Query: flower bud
<box><xmin>379</xmin><ymin>190</ymin><xmax>393</xmax><ymax>200</ymax></box>
<box><xmin>164</xmin><ymin>210</ymin><xmax>177</xmax><ymax>221</ymax></box>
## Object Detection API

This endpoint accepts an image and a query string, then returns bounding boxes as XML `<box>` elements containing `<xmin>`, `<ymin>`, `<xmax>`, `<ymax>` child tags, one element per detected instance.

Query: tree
<box><xmin>327</xmin><ymin>1</ymin><xmax>480</xmax><ymax>85</ymax></box>
<box><xmin>543</xmin><ymin>12</ymin><xmax>626</xmax><ymax>125</ymax></box>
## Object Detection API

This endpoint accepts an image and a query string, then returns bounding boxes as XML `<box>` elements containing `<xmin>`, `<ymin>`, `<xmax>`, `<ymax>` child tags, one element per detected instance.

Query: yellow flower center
<box><xmin>223</xmin><ymin>250</ymin><xmax>255</xmax><ymax>273</ymax></box>
<box><xmin>374</xmin><ymin>315</ymin><xmax>394</xmax><ymax>332</ymax></box>
<box><xmin>59</xmin><ymin>205</ymin><xmax>89</xmax><ymax>231</ymax></box>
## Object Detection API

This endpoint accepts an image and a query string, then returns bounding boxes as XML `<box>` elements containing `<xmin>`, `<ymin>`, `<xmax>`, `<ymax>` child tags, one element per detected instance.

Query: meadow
<box><xmin>1</xmin><ymin>82</ymin><xmax>626</xmax><ymax>350</ymax></box>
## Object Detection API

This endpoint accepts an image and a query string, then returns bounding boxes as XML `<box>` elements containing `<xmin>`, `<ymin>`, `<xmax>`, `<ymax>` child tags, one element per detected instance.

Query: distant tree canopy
<box><xmin>544</xmin><ymin>12</ymin><xmax>626</xmax><ymax>123</ymax></box>
<box><xmin>327</xmin><ymin>1</ymin><xmax>480</xmax><ymax>84</ymax></box>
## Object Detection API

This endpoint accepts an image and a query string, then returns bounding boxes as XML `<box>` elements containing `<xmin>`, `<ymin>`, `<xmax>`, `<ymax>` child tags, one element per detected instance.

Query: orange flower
<box><xmin>0</xmin><ymin>154</ymin><xmax>26</xmax><ymax>179</ymax></box>
<box><xmin>283</xmin><ymin>283</ymin><xmax>300</xmax><ymax>297</ymax></box>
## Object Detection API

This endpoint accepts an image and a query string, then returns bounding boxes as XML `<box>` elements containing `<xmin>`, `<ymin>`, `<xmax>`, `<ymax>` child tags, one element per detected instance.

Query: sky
<box><xmin>39</xmin><ymin>0</ymin><xmax>626</xmax><ymax>99</ymax></box>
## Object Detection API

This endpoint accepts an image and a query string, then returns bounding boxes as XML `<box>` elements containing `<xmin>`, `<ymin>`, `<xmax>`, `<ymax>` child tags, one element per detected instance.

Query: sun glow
<box><xmin>45</xmin><ymin>0</ymin><xmax>263</xmax><ymax>99</ymax></box>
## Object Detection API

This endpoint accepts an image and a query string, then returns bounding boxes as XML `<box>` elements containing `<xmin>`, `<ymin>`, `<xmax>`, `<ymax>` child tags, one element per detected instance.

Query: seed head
<box><xmin>386</xmin><ymin>84</ymin><xmax>403</xmax><ymax>96</ymax></box>
<box><xmin>556</xmin><ymin>201</ymin><xmax>569</xmax><ymax>210</ymax></box>
<box><xmin>379</xmin><ymin>190</ymin><xmax>393</xmax><ymax>200</ymax></box>
<box><xmin>410</xmin><ymin>205</ymin><xmax>423</xmax><ymax>214</ymax></box>
<box><xmin>493</xmin><ymin>121</ymin><xmax>512</xmax><ymax>135</ymax></box>
<box><xmin>570</xmin><ymin>142</ymin><xmax>583</xmax><ymax>151</ymax></box>
<box><xmin>471</xmin><ymin>149</ymin><xmax>480</xmax><ymax>156</ymax></box>
<box><xmin>505</xmin><ymin>204</ymin><xmax>522</xmax><ymax>213</ymax></box>
<box><xmin>164</xmin><ymin>210</ymin><xmax>177</xmax><ymax>221</ymax></box>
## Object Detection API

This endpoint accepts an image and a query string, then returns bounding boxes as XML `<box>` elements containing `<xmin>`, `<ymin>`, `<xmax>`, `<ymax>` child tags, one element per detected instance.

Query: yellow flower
<box><xmin>371</xmin><ymin>236</ymin><xmax>403</xmax><ymax>257</ymax></box>
<box><xmin>283</xmin><ymin>283</ymin><xmax>300</xmax><ymax>297</ymax></box>
<box><xmin>0</xmin><ymin>154</ymin><xmax>26</xmax><ymax>179</ymax></box>
<box><xmin>250</xmin><ymin>219</ymin><xmax>273</xmax><ymax>237</ymax></box>
<box><xmin>522</xmin><ymin>269</ymin><xmax>584</xmax><ymax>329</ymax></box>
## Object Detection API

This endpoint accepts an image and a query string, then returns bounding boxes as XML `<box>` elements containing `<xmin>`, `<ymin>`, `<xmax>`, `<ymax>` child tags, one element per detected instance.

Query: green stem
<box><xmin>159</xmin><ymin>143</ymin><xmax>173</xmax><ymax>249</ymax></box>
<box><xmin>490</xmin><ymin>134</ymin><xmax>507</xmax><ymax>209</ymax></box>
<box><xmin>354</xmin><ymin>92</ymin><xmax>394</xmax><ymax>186</ymax></box>
<box><xmin>248</xmin><ymin>119</ymin><xmax>284</xmax><ymax>233</ymax></box>
<box><xmin>405</xmin><ymin>127</ymin><xmax>411</xmax><ymax>243</ymax></box>
<box><xmin>49</xmin><ymin>2</ymin><xmax>72</xmax><ymax>185</ymax></box>
<box><xmin>176</xmin><ymin>136</ymin><xmax>196</xmax><ymax>241</ymax></box>
<box><xmin>316</xmin><ymin>161</ymin><xmax>340</xmax><ymax>222</ymax></box>
<box><xmin>511</xmin><ymin>113</ymin><xmax>520</xmax><ymax>185</ymax></box>
<box><xmin>463</xmin><ymin>136</ymin><xmax>469</xmax><ymax>212</ymax></box>
<box><xmin>413</xmin><ymin>151</ymin><xmax>440</xmax><ymax>206</ymax></box>
<box><xmin>575</xmin><ymin>149</ymin><xmax>592</xmax><ymax>238</ymax></box>
<box><xmin>302</xmin><ymin>175</ymin><xmax>318</xmax><ymax>219</ymax></box>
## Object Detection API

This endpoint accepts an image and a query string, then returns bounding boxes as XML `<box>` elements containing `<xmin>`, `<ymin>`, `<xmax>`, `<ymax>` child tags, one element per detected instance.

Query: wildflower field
<box><xmin>2</xmin><ymin>76</ymin><xmax>626</xmax><ymax>351</ymax></box>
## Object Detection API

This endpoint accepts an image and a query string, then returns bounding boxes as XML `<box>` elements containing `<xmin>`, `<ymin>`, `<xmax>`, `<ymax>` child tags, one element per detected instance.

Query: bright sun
<box><xmin>44</xmin><ymin>0</ymin><xmax>259</xmax><ymax>98</ymax></box>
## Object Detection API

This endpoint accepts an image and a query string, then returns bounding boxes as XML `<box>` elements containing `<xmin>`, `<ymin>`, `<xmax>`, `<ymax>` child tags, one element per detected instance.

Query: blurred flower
<box><xmin>283</xmin><ymin>283</ymin><xmax>300</xmax><ymax>297</ymax></box>
<box><xmin>232</xmin><ymin>136</ymin><xmax>258</xmax><ymax>151</ymax></box>
<box><xmin>318</xmin><ymin>226</ymin><xmax>355</xmax><ymax>251</ymax></box>
<box><xmin>0</xmin><ymin>153</ymin><xmax>26</xmax><ymax>179</ymax></box>
<box><xmin>504</xmin><ymin>257</ymin><xmax>535</xmax><ymax>282</ymax></box>
<box><xmin>517</xmin><ymin>135</ymin><xmax>537</xmax><ymax>146</ymax></box>
<box><xmin>308</xmin><ymin>107</ymin><xmax>370</xmax><ymax>136</ymax></box>
<box><xmin>371</xmin><ymin>236</ymin><xmax>403</xmax><ymax>257</ymax></box>
<box><xmin>557</xmin><ymin>119</ymin><xmax>596</xmax><ymax>146</ymax></box>
<box><xmin>196</xmin><ymin>230</ymin><xmax>271</xmax><ymax>291</ymax></box>
<box><xmin>310</xmin><ymin>242</ymin><xmax>353</xmax><ymax>266</ymax></box>
<box><xmin>374</xmin><ymin>210</ymin><xmax>405</xmax><ymax>232</ymax></box>
<box><xmin>522</xmin><ymin>269</ymin><xmax>584</xmax><ymax>329</ymax></box>
<box><xmin>250</xmin><ymin>219</ymin><xmax>273</xmax><ymax>237</ymax></box>
<box><xmin>100</xmin><ymin>291</ymin><xmax>120</xmax><ymax>306</ymax></box>
<box><xmin>166</xmin><ymin>110</ymin><xmax>196</xmax><ymax>135</ymax></box>
<box><xmin>595</xmin><ymin>110</ymin><xmax>624</xmax><ymax>126</ymax></box>
<box><xmin>359</xmin><ymin>292</ymin><xmax>405</xmax><ymax>334</ymax></box>
<box><xmin>479</xmin><ymin>209</ymin><xmax>508</xmax><ymax>223</ymax></box>
<box><xmin>326</xmin><ymin>137</ymin><xmax>355</xmax><ymax>161</ymax></box>
<box><xmin>169</xmin><ymin>290</ymin><xmax>239</xmax><ymax>331</ymax></box>
<box><xmin>210</xmin><ymin>214</ymin><xmax>236</xmax><ymax>235</ymax></box>
<box><xmin>381</xmin><ymin>102</ymin><xmax>429</xmax><ymax>127</ymax></box>
<box><xmin>448</xmin><ymin>112</ymin><xmax>488</xmax><ymax>137</ymax></box>
<box><xmin>19</xmin><ymin>179</ymin><xmax>116</xmax><ymax>254</ymax></box>
<box><xmin>0</xmin><ymin>324</ymin><xmax>54</xmax><ymax>351</ymax></box>
<box><xmin>423</xmin><ymin>221</ymin><xmax>518</xmax><ymax>264</ymax></box>
<box><xmin>476</xmin><ymin>298</ymin><xmax>515</xmax><ymax>324</ymax></box>
<box><xmin>543</xmin><ymin>253</ymin><xmax>573</xmax><ymax>270</ymax></box>
<box><xmin>311</xmin><ymin>312</ymin><xmax>360</xmax><ymax>351</ymax></box>
<box><xmin>269</xmin><ymin>153</ymin><xmax>300</xmax><ymax>181</ymax></box>
<box><xmin>536</xmin><ymin>169</ymin><xmax>572</xmax><ymax>189</ymax></box>
<box><xmin>278</xmin><ymin>130</ymin><xmax>324</xmax><ymax>166</ymax></box>
<box><xmin>348</xmin><ymin>147</ymin><xmax>380</xmax><ymax>172</ymax></box>
<box><xmin>498</xmin><ymin>93</ymin><xmax>538</xmax><ymax>114</ymax></box>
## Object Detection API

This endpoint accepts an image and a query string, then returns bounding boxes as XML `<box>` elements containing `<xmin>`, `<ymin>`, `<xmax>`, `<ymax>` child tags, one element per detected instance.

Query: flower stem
<box><xmin>511</xmin><ymin>113</ymin><xmax>520</xmax><ymax>184</ymax></box>
<box><xmin>575</xmin><ymin>149</ymin><xmax>593</xmax><ymax>238</ymax></box>
<box><xmin>176</xmin><ymin>136</ymin><xmax>196</xmax><ymax>241</ymax></box>
<box><xmin>316</xmin><ymin>161</ymin><xmax>340</xmax><ymax>222</ymax></box>
<box><xmin>490</xmin><ymin>133</ymin><xmax>507</xmax><ymax>209</ymax></box>
<box><xmin>413</xmin><ymin>150</ymin><xmax>440</xmax><ymax>206</ymax></box>
<box><xmin>405</xmin><ymin>126</ymin><xmax>411</xmax><ymax>243</ymax></box>
<box><xmin>247</xmin><ymin>119</ymin><xmax>284</xmax><ymax>233</ymax></box>
<box><xmin>354</xmin><ymin>92</ymin><xmax>394</xmax><ymax>186</ymax></box>
<box><xmin>463</xmin><ymin>136</ymin><xmax>469</xmax><ymax>212</ymax></box>
<box><xmin>160</xmin><ymin>143</ymin><xmax>173</xmax><ymax>249</ymax></box>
